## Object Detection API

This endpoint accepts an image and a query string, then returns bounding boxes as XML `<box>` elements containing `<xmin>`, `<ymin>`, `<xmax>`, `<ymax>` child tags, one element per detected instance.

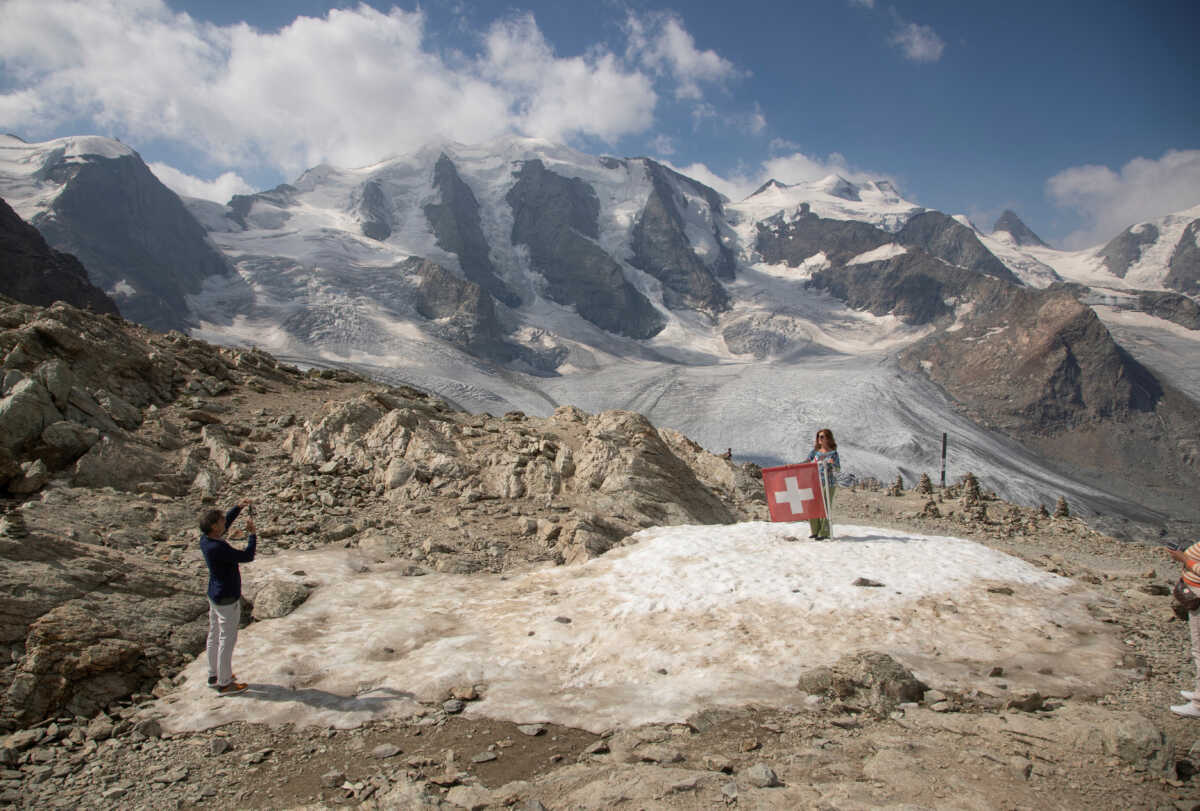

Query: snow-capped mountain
<box><xmin>0</xmin><ymin>134</ymin><xmax>230</xmax><ymax>331</ymax></box>
<box><xmin>2</xmin><ymin>133</ymin><xmax>1197</xmax><ymax>543</ymax></box>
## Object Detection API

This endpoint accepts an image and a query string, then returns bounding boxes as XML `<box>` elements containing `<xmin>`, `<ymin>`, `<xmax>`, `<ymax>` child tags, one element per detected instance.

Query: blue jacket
<box><xmin>200</xmin><ymin>505</ymin><xmax>256</xmax><ymax>604</ymax></box>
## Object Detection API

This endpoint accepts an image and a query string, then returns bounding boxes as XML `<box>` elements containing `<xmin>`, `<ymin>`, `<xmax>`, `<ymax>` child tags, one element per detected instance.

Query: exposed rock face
<box><xmin>227</xmin><ymin>184</ymin><xmax>298</xmax><ymax>231</ymax></box>
<box><xmin>1099</xmin><ymin>223</ymin><xmax>1159</xmax><ymax>278</ymax></box>
<box><xmin>1165</xmin><ymin>218</ymin><xmax>1200</xmax><ymax>295</ymax></box>
<box><xmin>424</xmin><ymin>154</ymin><xmax>519</xmax><ymax>307</ymax></box>
<box><xmin>0</xmin><ymin>199</ymin><xmax>119</xmax><ymax>316</ymax></box>
<box><xmin>507</xmin><ymin>160</ymin><xmax>665</xmax><ymax>339</ymax></box>
<box><xmin>406</xmin><ymin>257</ymin><xmax>512</xmax><ymax>362</ymax></box>
<box><xmin>356</xmin><ymin>179</ymin><xmax>392</xmax><ymax>241</ymax></box>
<box><xmin>899</xmin><ymin>283</ymin><xmax>1161</xmax><ymax>431</ymax></box>
<box><xmin>755</xmin><ymin>205</ymin><xmax>891</xmax><ymax>267</ymax></box>
<box><xmin>807</xmin><ymin>250</ymin><xmax>984</xmax><ymax>326</ymax></box>
<box><xmin>0</xmin><ymin>508</ymin><xmax>206</xmax><ymax>730</ymax></box>
<box><xmin>1136</xmin><ymin>290</ymin><xmax>1200</xmax><ymax>330</ymax></box>
<box><xmin>30</xmin><ymin>150</ymin><xmax>230</xmax><ymax>331</ymax></box>
<box><xmin>897</xmin><ymin>211</ymin><xmax>1021</xmax><ymax>284</ymax></box>
<box><xmin>992</xmin><ymin>209</ymin><xmax>1049</xmax><ymax>248</ymax></box>
<box><xmin>628</xmin><ymin>161</ymin><xmax>731</xmax><ymax>317</ymax></box>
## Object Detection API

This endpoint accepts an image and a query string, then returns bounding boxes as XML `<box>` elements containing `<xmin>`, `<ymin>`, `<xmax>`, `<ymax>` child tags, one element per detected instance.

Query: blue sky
<box><xmin>2</xmin><ymin>0</ymin><xmax>1198</xmax><ymax>247</ymax></box>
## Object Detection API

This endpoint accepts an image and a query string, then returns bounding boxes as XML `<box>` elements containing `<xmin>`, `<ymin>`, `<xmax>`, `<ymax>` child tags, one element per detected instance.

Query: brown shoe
<box><xmin>217</xmin><ymin>681</ymin><xmax>248</xmax><ymax>695</ymax></box>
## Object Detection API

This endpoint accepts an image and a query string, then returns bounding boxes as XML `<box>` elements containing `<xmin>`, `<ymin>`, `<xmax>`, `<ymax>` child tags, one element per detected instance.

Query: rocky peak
<box><xmin>898</xmin><ymin>211</ymin><xmax>1021</xmax><ymax>284</ymax></box>
<box><xmin>627</xmin><ymin>161</ymin><xmax>731</xmax><ymax>317</ymax></box>
<box><xmin>992</xmin><ymin>210</ymin><xmax>1049</xmax><ymax>248</ymax></box>
<box><xmin>1098</xmin><ymin>222</ymin><xmax>1159</xmax><ymax>278</ymax></box>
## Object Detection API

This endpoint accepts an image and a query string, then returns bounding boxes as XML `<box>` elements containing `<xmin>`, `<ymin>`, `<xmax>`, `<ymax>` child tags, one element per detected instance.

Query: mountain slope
<box><xmin>0</xmin><ymin>135</ymin><xmax>231</xmax><ymax>331</ymax></box>
<box><xmin>0</xmin><ymin>197</ymin><xmax>119</xmax><ymax>316</ymax></box>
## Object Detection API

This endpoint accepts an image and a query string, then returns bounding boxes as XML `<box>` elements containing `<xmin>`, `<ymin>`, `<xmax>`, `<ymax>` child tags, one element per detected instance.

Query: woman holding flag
<box><xmin>805</xmin><ymin>429</ymin><xmax>841</xmax><ymax>539</ymax></box>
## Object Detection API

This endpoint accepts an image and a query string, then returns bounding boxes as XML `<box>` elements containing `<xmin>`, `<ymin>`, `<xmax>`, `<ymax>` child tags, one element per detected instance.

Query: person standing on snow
<box><xmin>199</xmin><ymin>499</ymin><xmax>257</xmax><ymax>695</ymax></box>
<box><xmin>1166</xmin><ymin>540</ymin><xmax>1200</xmax><ymax>718</ymax></box>
<box><xmin>805</xmin><ymin>428</ymin><xmax>841</xmax><ymax>539</ymax></box>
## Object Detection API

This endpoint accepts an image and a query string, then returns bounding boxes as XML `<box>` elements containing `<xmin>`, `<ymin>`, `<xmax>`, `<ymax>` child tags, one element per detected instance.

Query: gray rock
<box><xmin>517</xmin><ymin>724</ymin><xmax>545</xmax><ymax>736</ymax></box>
<box><xmin>321</xmin><ymin>769</ymin><xmax>346</xmax><ymax>788</ymax></box>
<box><xmin>470</xmin><ymin>750</ymin><xmax>498</xmax><ymax>763</ymax></box>
<box><xmin>445</xmin><ymin>784</ymin><xmax>493</xmax><ymax>810</ymax></box>
<box><xmin>96</xmin><ymin>389</ymin><xmax>141</xmax><ymax>429</ymax></box>
<box><xmin>209</xmin><ymin>738</ymin><xmax>232</xmax><ymax>756</ymax></box>
<box><xmin>40</xmin><ymin>420</ymin><xmax>100</xmax><ymax>463</ymax></box>
<box><xmin>0</xmin><ymin>377</ymin><xmax>62</xmax><ymax>451</ymax></box>
<box><xmin>443</xmin><ymin>699</ymin><xmax>465</xmax><ymax>714</ymax></box>
<box><xmin>743</xmin><ymin>762</ymin><xmax>781</xmax><ymax>788</ymax></box>
<box><xmin>251</xmin><ymin>580</ymin><xmax>311</xmax><ymax>620</ymax></box>
<box><xmin>86</xmin><ymin>714</ymin><xmax>114</xmax><ymax>741</ymax></box>
<box><xmin>1102</xmin><ymin>714</ymin><xmax>1174</xmax><ymax>773</ymax></box>
<box><xmin>9</xmin><ymin>459</ymin><xmax>50</xmax><ymax>494</ymax></box>
<box><xmin>372</xmin><ymin>743</ymin><xmax>402</xmax><ymax>759</ymax></box>
<box><xmin>1006</xmin><ymin>690</ymin><xmax>1044</xmax><ymax>712</ymax></box>
<box><xmin>133</xmin><ymin>718</ymin><xmax>162</xmax><ymax>738</ymax></box>
<box><xmin>32</xmin><ymin>360</ymin><xmax>75</xmax><ymax>411</ymax></box>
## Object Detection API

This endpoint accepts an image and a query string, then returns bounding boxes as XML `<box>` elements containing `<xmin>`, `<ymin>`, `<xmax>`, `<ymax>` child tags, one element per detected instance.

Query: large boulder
<box><xmin>0</xmin><ymin>377</ymin><xmax>62</xmax><ymax>452</ymax></box>
<box><xmin>250</xmin><ymin>580</ymin><xmax>311</xmax><ymax>620</ymax></box>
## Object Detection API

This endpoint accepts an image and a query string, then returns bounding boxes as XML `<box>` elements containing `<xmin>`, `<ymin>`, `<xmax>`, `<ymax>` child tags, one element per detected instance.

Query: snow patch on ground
<box><xmin>154</xmin><ymin>522</ymin><xmax>1120</xmax><ymax>734</ymax></box>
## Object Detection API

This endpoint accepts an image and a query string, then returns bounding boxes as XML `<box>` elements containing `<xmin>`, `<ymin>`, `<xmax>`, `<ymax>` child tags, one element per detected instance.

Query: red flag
<box><xmin>762</xmin><ymin>462</ymin><xmax>827</xmax><ymax>522</ymax></box>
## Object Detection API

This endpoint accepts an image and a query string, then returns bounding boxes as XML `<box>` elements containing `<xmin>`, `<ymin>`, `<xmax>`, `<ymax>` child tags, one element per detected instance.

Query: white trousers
<box><xmin>206</xmin><ymin>598</ymin><xmax>240</xmax><ymax>685</ymax></box>
<box><xmin>1191</xmin><ymin>603</ymin><xmax>1200</xmax><ymax>706</ymax></box>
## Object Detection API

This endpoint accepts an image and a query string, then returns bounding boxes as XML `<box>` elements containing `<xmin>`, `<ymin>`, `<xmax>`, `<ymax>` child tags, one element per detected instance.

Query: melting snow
<box><xmin>154</xmin><ymin>522</ymin><xmax>1122</xmax><ymax>734</ymax></box>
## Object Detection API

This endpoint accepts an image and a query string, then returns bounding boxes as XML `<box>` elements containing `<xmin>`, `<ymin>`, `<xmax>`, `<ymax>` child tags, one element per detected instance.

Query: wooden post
<box><xmin>940</xmin><ymin>432</ymin><xmax>947</xmax><ymax>489</ymax></box>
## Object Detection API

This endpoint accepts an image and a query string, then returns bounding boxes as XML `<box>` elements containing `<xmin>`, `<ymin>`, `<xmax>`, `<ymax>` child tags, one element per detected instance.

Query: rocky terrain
<box><xmin>0</xmin><ymin>298</ymin><xmax>1198</xmax><ymax>809</ymax></box>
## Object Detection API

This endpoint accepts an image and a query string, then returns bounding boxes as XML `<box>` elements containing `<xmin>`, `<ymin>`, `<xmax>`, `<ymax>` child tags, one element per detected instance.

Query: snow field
<box><xmin>155</xmin><ymin>522</ymin><xmax>1123</xmax><ymax>734</ymax></box>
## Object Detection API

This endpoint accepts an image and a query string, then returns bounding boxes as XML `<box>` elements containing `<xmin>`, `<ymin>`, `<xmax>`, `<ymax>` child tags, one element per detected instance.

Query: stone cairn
<box><xmin>961</xmin><ymin>472</ymin><xmax>982</xmax><ymax>507</ymax></box>
<box><xmin>1054</xmin><ymin>496</ymin><xmax>1070</xmax><ymax>518</ymax></box>
<box><xmin>886</xmin><ymin>474</ymin><xmax>904</xmax><ymax>497</ymax></box>
<box><xmin>915</xmin><ymin>473</ymin><xmax>933</xmax><ymax>496</ymax></box>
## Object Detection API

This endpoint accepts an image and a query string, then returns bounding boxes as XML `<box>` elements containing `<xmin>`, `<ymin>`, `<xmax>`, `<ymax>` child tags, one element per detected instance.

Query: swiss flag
<box><xmin>762</xmin><ymin>462</ymin><xmax>827</xmax><ymax>522</ymax></box>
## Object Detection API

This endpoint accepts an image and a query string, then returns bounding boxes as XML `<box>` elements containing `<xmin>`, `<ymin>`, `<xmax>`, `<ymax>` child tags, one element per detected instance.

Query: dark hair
<box><xmin>199</xmin><ymin>509</ymin><xmax>224</xmax><ymax>535</ymax></box>
<box><xmin>813</xmin><ymin>428</ymin><xmax>838</xmax><ymax>451</ymax></box>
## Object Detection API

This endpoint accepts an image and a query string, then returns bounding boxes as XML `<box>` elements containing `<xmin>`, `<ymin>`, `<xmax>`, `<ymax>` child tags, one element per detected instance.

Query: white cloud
<box><xmin>148</xmin><ymin>162</ymin><xmax>253</xmax><ymax>203</ymax></box>
<box><xmin>0</xmin><ymin>0</ymin><xmax>689</xmax><ymax>177</ymax></box>
<box><xmin>1046</xmin><ymin>149</ymin><xmax>1200</xmax><ymax>249</ymax></box>
<box><xmin>482</xmin><ymin>14</ymin><xmax>656</xmax><ymax>144</ymax></box>
<box><xmin>624</xmin><ymin>11</ymin><xmax>744</xmax><ymax>101</ymax></box>
<box><xmin>890</xmin><ymin>21</ymin><xmax>945</xmax><ymax>63</ymax></box>
<box><xmin>649</xmin><ymin>134</ymin><xmax>676</xmax><ymax>157</ymax></box>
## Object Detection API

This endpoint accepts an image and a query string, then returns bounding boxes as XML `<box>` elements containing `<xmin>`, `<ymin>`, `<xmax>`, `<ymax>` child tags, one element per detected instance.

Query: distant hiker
<box><xmin>721</xmin><ymin>448</ymin><xmax>732</xmax><ymax>460</ymax></box>
<box><xmin>200</xmin><ymin>499</ymin><xmax>257</xmax><ymax>695</ymax></box>
<box><xmin>1166</xmin><ymin>540</ymin><xmax>1200</xmax><ymax>718</ymax></box>
<box><xmin>805</xmin><ymin>429</ymin><xmax>841</xmax><ymax>539</ymax></box>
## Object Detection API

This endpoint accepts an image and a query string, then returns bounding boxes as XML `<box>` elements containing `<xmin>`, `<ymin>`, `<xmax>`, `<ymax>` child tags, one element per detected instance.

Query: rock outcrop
<box><xmin>628</xmin><ymin>161</ymin><xmax>731</xmax><ymax>316</ymax></box>
<box><xmin>1166</xmin><ymin>218</ymin><xmax>1200</xmax><ymax>295</ymax></box>
<box><xmin>0</xmin><ymin>199</ymin><xmax>119</xmax><ymax>317</ymax></box>
<box><xmin>1099</xmin><ymin>223</ymin><xmax>1159</xmax><ymax>278</ymax></box>
<box><xmin>507</xmin><ymin>160</ymin><xmax>665</xmax><ymax>339</ymax></box>
<box><xmin>424</xmin><ymin>154</ymin><xmax>520</xmax><ymax>307</ymax></box>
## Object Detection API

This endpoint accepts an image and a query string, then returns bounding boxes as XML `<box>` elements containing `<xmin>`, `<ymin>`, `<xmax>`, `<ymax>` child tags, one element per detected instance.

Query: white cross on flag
<box><xmin>762</xmin><ymin>462</ymin><xmax>827</xmax><ymax>522</ymax></box>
